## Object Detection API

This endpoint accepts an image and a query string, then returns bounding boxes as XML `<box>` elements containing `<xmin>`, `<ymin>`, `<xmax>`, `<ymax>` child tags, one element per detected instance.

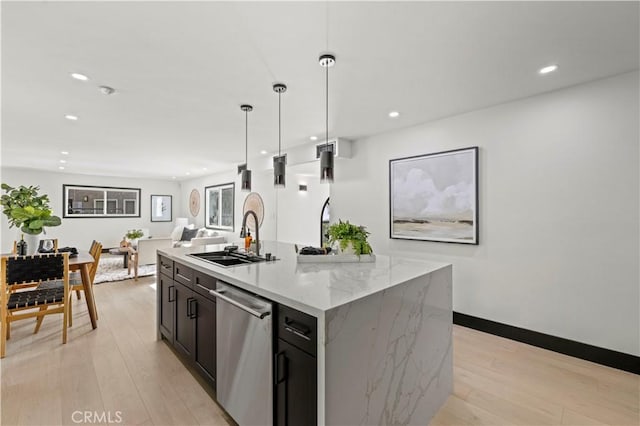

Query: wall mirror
<box><xmin>63</xmin><ymin>185</ymin><xmax>141</xmax><ymax>218</ymax></box>
<box><xmin>205</xmin><ymin>183</ymin><xmax>234</xmax><ymax>231</ymax></box>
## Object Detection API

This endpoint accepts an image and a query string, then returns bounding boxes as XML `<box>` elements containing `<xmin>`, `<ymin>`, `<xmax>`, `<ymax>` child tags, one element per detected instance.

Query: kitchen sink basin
<box><xmin>189</xmin><ymin>251</ymin><xmax>268</xmax><ymax>267</ymax></box>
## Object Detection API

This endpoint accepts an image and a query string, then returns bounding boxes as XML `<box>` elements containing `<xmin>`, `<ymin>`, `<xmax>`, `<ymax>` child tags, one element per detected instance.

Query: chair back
<box><xmin>88</xmin><ymin>241</ymin><xmax>103</xmax><ymax>284</ymax></box>
<box><xmin>3</xmin><ymin>253</ymin><xmax>68</xmax><ymax>286</ymax></box>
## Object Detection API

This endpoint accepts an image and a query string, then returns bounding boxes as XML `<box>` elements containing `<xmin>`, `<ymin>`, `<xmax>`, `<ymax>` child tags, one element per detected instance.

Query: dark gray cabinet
<box><xmin>275</xmin><ymin>339</ymin><xmax>317</xmax><ymax>426</ymax></box>
<box><xmin>158</xmin><ymin>255</ymin><xmax>175</xmax><ymax>343</ymax></box>
<box><xmin>174</xmin><ymin>280</ymin><xmax>195</xmax><ymax>358</ymax></box>
<box><xmin>193</xmin><ymin>291</ymin><xmax>216</xmax><ymax>385</ymax></box>
<box><xmin>158</xmin><ymin>274</ymin><xmax>175</xmax><ymax>342</ymax></box>
<box><xmin>276</xmin><ymin>305</ymin><xmax>318</xmax><ymax>426</ymax></box>
<box><xmin>160</xmin><ymin>262</ymin><xmax>217</xmax><ymax>389</ymax></box>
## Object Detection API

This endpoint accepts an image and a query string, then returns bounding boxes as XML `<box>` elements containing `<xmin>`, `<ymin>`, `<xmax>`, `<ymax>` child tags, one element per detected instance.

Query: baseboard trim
<box><xmin>453</xmin><ymin>312</ymin><xmax>639</xmax><ymax>375</ymax></box>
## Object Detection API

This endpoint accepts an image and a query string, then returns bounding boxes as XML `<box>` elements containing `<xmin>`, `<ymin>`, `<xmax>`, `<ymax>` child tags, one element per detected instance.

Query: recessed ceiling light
<box><xmin>58</xmin><ymin>166</ymin><xmax>65</xmax><ymax>170</ymax></box>
<box><xmin>61</xmin><ymin>151</ymin><xmax>69</xmax><ymax>155</ymax></box>
<box><xmin>64</xmin><ymin>114</ymin><xmax>78</xmax><ymax>121</ymax></box>
<box><xmin>388</xmin><ymin>111</ymin><xmax>400</xmax><ymax>118</ymax></box>
<box><xmin>310</xmin><ymin>136</ymin><xmax>318</xmax><ymax>141</ymax></box>
<box><xmin>60</xmin><ymin>159</ymin><xmax>66</xmax><ymax>164</ymax></box>
<box><xmin>186</xmin><ymin>172</ymin><xmax>191</xmax><ymax>175</ymax></box>
<box><xmin>202</xmin><ymin>167</ymin><xmax>208</xmax><ymax>171</ymax></box>
<box><xmin>539</xmin><ymin>64</ymin><xmax>558</xmax><ymax>75</ymax></box>
<box><xmin>70</xmin><ymin>72</ymin><xmax>89</xmax><ymax>81</ymax></box>
<box><xmin>260</xmin><ymin>150</ymin><xmax>268</xmax><ymax>155</ymax></box>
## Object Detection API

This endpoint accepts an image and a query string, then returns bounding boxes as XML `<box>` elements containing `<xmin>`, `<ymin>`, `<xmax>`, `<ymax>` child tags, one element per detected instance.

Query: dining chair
<box><xmin>34</xmin><ymin>241</ymin><xmax>102</xmax><ymax>331</ymax></box>
<box><xmin>1</xmin><ymin>252</ymin><xmax>70</xmax><ymax>358</ymax></box>
<box><xmin>69</xmin><ymin>241</ymin><xmax>102</xmax><ymax>326</ymax></box>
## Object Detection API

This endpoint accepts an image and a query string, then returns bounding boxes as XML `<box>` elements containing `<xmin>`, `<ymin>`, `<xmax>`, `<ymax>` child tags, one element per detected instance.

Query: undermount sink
<box><xmin>189</xmin><ymin>251</ymin><xmax>267</xmax><ymax>268</ymax></box>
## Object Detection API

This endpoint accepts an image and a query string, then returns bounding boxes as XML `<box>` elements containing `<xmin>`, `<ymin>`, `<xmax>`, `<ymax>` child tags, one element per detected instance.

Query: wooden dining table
<box><xmin>68</xmin><ymin>252</ymin><xmax>98</xmax><ymax>329</ymax></box>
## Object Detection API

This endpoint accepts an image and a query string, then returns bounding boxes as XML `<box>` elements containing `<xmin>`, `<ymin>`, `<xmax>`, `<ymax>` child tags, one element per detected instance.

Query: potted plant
<box><xmin>1</xmin><ymin>183</ymin><xmax>62</xmax><ymax>254</ymax></box>
<box><xmin>125</xmin><ymin>229</ymin><xmax>144</xmax><ymax>246</ymax></box>
<box><xmin>326</xmin><ymin>219</ymin><xmax>373</xmax><ymax>255</ymax></box>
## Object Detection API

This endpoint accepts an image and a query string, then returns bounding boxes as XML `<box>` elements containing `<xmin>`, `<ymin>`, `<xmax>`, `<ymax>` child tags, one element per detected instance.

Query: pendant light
<box><xmin>273</xmin><ymin>83</ymin><xmax>287</xmax><ymax>188</ymax></box>
<box><xmin>319</xmin><ymin>53</ymin><xmax>335</xmax><ymax>183</ymax></box>
<box><xmin>240</xmin><ymin>104</ymin><xmax>253</xmax><ymax>191</ymax></box>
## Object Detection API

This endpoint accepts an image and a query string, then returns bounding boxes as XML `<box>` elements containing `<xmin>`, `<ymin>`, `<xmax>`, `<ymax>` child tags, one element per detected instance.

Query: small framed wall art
<box><xmin>389</xmin><ymin>146</ymin><xmax>478</xmax><ymax>244</ymax></box>
<box><xmin>150</xmin><ymin>194</ymin><xmax>172</xmax><ymax>222</ymax></box>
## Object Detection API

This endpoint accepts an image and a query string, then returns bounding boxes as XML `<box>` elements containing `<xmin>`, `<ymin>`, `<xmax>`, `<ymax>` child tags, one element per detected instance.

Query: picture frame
<box><xmin>389</xmin><ymin>146</ymin><xmax>478</xmax><ymax>244</ymax></box>
<box><xmin>63</xmin><ymin>184</ymin><xmax>141</xmax><ymax>218</ymax></box>
<box><xmin>150</xmin><ymin>194</ymin><xmax>172</xmax><ymax>222</ymax></box>
<box><xmin>205</xmin><ymin>183</ymin><xmax>235</xmax><ymax>231</ymax></box>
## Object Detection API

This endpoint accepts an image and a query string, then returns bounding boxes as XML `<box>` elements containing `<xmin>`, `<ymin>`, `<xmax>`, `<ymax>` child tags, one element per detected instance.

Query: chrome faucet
<box><xmin>240</xmin><ymin>210</ymin><xmax>260</xmax><ymax>256</ymax></box>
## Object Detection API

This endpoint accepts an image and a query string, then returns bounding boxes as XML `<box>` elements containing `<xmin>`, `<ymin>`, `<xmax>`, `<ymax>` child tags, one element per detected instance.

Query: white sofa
<box><xmin>170</xmin><ymin>225</ymin><xmax>226</xmax><ymax>248</ymax></box>
<box><xmin>136</xmin><ymin>237</ymin><xmax>173</xmax><ymax>265</ymax></box>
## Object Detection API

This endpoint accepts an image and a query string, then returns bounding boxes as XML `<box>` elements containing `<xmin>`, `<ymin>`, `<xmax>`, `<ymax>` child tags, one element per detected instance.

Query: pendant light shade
<box><xmin>241</xmin><ymin>169</ymin><xmax>252</xmax><ymax>191</ymax></box>
<box><xmin>273</xmin><ymin>83</ymin><xmax>287</xmax><ymax>188</ymax></box>
<box><xmin>320</xmin><ymin>149</ymin><xmax>334</xmax><ymax>183</ymax></box>
<box><xmin>319</xmin><ymin>53</ymin><xmax>335</xmax><ymax>183</ymax></box>
<box><xmin>240</xmin><ymin>104</ymin><xmax>253</xmax><ymax>192</ymax></box>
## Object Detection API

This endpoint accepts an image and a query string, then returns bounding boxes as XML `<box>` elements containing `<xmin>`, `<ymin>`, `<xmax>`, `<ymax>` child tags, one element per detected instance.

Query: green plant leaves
<box><xmin>1</xmin><ymin>183</ymin><xmax>62</xmax><ymax>235</ymax></box>
<box><xmin>326</xmin><ymin>219</ymin><xmax>372</xmax><ymax>255</ymax></box>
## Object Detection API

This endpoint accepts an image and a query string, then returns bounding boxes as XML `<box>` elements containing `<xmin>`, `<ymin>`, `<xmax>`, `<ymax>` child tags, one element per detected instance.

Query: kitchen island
<box><xmin>157</xmin><ymin>242</ymin><xmax>452</xmax><ymax>425</ymax></box>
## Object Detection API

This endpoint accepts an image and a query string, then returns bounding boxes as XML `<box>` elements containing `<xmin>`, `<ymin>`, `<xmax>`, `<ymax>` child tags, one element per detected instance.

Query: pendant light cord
<box><xmin>245</xmin><ymin>109</ymin><xmax>248</xmax><ymax>166</ymax></box>
<box><xmin>278</xmin><ymin>92</ymin><xmax>282</xmax><ymax>156</ymax></box>
<box><xmin>325</xmin><ymin>62</ymin><xmax>329</xmax><ymax>148</ymax></box>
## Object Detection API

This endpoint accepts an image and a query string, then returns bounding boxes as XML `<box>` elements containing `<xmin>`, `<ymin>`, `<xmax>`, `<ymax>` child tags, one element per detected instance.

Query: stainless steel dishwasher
<box><xmin>211</xmin><ymin>282</ymin><xmax>273</xmax><ymax>426</ymax></box>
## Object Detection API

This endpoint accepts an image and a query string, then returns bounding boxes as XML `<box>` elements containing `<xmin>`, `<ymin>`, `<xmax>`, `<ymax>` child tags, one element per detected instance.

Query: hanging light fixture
<box><xmin>240</xmin><ymin>104</ymin><xmax>253</xmax><ymax>191</ymax></box>
<box><xmin>319</xmin><ymin>53</ymin><xmax>335</xmax><ymax>183</ymax></box>
<box><xmin>273</xmin><ymin>83</ymin><xmax>287</xmax><ymax>188</ymax></box>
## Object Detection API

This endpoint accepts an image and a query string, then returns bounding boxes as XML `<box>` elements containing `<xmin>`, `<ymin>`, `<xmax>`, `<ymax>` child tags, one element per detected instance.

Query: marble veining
<box><xmin>324</xmin><ymin>266</ymin><xmax>452</xmax><ymax>425</ymax></box>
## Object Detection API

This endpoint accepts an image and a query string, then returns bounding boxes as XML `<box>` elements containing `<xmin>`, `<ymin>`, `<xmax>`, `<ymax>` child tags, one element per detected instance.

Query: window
<box><xmin>63</xmin><ymin>185</ymin><xmax>140</xmax><ymax>218</ymax></box>
<box><xmin>205</xmin><ymin>183</ymin><xmax>234</xmax><ymax>231</ymax></box>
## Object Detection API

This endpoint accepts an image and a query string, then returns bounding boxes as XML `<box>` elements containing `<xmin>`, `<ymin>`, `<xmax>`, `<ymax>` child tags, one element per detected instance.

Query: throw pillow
<box><xmin>170</xmin><ymin>225</ymin><xmax>183</xmax><ymax>241</ymax></box>
<box><xmin>180</xmin><ymin>227</ymin><xmax>199</xmax><ymax>241</ymax></box>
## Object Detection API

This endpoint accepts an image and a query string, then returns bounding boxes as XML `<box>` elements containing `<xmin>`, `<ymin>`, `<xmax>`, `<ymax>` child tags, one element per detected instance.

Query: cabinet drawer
<box><xmin>277</xmin><ymin>305</ymin><xmax>317</xmax><ymax>357</ymax></box>
<box><xmin>194</xmin><ymin>271</ymin><xmax>217</xmax><ymax>300</ymax></box>
<box><xmin>158</xmin><ymin>255</ymin><xmax>174</xmax><ymax>278</ymax></box>
<box><xmin>174</xmin><ymin>262</ymin><xmax>194</xmax><ymax>288</ymax></box>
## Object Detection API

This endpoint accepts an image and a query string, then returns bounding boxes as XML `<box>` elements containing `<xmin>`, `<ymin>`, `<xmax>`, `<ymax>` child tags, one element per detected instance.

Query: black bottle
<box><xmin>17</xmin><ymin>234</ymin><xmax>27</xmax><ymax>256</ymax></box>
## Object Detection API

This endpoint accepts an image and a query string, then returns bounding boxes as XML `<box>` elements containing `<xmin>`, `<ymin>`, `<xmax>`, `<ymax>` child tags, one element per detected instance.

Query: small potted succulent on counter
<box><xmin>326</xmin><ymin>219</ymin><xmax>372</xmax><ymax>255</ymax></box>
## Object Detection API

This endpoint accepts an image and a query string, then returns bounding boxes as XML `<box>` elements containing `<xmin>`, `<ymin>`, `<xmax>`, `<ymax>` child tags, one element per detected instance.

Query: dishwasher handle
<box><xmin>208</xmin><ymin>288</ymin><xmax>270</xmax><ymax>319</ymax></box>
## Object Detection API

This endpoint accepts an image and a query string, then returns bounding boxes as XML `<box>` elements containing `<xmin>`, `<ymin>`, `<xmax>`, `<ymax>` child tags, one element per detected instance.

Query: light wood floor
<box><xmin>1</xmin><ymin>275</ymin><xmax>638</xmax><ymax>426</ymax></box>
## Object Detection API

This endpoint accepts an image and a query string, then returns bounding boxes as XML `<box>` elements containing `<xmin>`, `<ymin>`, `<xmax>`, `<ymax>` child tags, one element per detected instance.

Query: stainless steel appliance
<box><xmin>211</xmin><ymin>282</ymin><xmax>273</xmax><ymax>426</ymax></box>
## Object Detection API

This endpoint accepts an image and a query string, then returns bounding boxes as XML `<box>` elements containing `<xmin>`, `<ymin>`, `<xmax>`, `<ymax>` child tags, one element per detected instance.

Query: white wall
<box><xmin>0</xmin><ymin>168</ymin><xmax>181</xmax><ymax>251</ymax></box>
<box><xmin>331</xmin><ymin>72</ymin><xmax>639</xmax><ymax>356</ymax></box>
<box><xmin>178</xmin><ymin>163</ymin><xmax>329</xmax><ymax>248</ymax></box>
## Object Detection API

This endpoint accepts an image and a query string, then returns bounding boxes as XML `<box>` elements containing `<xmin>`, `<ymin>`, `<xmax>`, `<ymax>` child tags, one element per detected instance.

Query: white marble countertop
<box><xmin>158</xmin><ymin>241</ymin><xmax>450</xmax><ymax>316</ymax></box>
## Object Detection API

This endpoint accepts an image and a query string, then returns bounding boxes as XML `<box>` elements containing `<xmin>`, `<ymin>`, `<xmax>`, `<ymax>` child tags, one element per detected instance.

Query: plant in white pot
<box><xmin>326</xmin><ymin>219</ymin><xmax>373</xmax><ymax>255</ymax></box>
<box><xmin>1</xmin><ymin>183</ymin><xmax>62</xmax><ymax>254</ymax></box>
<box><xmin>125</xmin><ymin>229</ymin><xmax>144</xmax><ymax>247</ymax></box>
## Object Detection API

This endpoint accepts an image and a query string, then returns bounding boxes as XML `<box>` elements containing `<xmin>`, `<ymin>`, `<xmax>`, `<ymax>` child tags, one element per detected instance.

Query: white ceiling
<box><xmin>2</xmin><ymin>1</ymin><xmax>638</xmax><ymax>180</ymax></box>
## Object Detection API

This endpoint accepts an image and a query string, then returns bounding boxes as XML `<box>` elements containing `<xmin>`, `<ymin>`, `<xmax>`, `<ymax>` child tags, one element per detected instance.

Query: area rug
<box><xmin>94</xmin><ymin>256</ymin><xmax>156</xmax><ymax>284</ymax></box>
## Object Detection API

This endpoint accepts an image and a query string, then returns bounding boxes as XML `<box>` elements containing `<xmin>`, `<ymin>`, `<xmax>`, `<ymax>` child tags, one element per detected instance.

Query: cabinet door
<box><xmin>158</xmin><ymin>275</ymin><xmax>175</xmax><ymax>342</ymax></box>
<box><xmin>174</xmin><ymin>281</ymin><xmax>195</xmax><ymax>358</ymax></box>
<box><xmin>193</xmin><ymin>292</ymin><xmax>216</xmax><ymax>387</ymax></box>
<box><xmin>276</xmin><ymin>339</ymin><xmax>317</xmax><ymax>426</ymax></box>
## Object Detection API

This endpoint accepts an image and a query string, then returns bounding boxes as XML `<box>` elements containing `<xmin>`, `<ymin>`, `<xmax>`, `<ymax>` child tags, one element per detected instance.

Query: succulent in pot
<box><xmin>326</xmin><ymin>219</ymin><xmax>373</xmax><ymax>255</ymax></box>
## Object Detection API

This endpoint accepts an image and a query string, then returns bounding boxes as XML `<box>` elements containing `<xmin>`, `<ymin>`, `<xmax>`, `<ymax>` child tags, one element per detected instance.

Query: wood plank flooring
<box><xmin>1</xmin><ymin>275</ymin><xmax>638</xmax><ymax>425</ymax></box>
